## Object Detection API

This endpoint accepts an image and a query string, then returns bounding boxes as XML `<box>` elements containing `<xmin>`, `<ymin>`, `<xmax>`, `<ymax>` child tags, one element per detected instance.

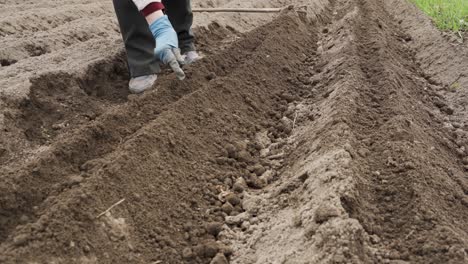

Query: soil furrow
<box><xmin>0</xmin><ymin>3</ymin><xmax>113</xmax><ymax>37</ymax></box>
<box><xmin>341</xmin><ymin>0</ymin><xmax>468</xmax><ymax>262</ymax></box>
<box><xmin>0</xmin><ymin>17</ymin><xmax>118</xmax><ymax>64</ymax></box>
<box><xmin>0</xmin><ymin>13</ymin><xmax>317</xmax><ymax>263</ymax></box>
<box><xmin>0</xmin><ymin>25</ymin><xmax>241</xmax><ymax>244</ymax></box>
<box><xmin>225</xmin><ymin>0</ymin><xmax>468</xmax><ymax>263</ymax></box>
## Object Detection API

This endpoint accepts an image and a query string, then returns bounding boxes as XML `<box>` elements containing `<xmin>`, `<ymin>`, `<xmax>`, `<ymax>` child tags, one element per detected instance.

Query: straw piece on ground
<box><xmin>96</xmin><ymin>198</ymin><xmax>126</xmax><ymax>219</ymax></box>
<box><xmin>192</xmin><ymin>7</ymin><xmax>283</xmax><ymax>13</ymax></box>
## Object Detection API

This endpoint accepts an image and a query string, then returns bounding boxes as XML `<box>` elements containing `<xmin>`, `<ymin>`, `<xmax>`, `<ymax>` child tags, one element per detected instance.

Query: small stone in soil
<box><xmin>260</xmin><ymin>170</ymin><xmax>275</xmax><ymax>183</ymax></box>
<box><xmin>226</xmin><ymin>193</ymin><xmax>241</xmax><ymax>206</ymax></box>
<box><xmin>234</xmin><ymin>141</ymin><xmax>248</xmax><ymax>151</ymax></box>
<box><xmin>203</xmin><ymin>241</ymin><xmax>219</xmax><ymax>258</ymax></box>
<box><xmin>225</xmin><ymin>212</ymin><xmax>250</xmax><ymax>225</ymax></box>
<box><xmin>221</xmin><ymin>202</ymin><xmax>234</xmax><ymax>214</ymax></box>
<box><xmin>182</xmin><ymin>247</ymin><xmax>194</xmax><ymax>260</ymax></box>
<box><xmin>215</xmin><ymin>157</ymin><xmax>228</xmax><ymax>165</ymax></box>
<box><xmin>370</xmin><ymin>234</ymin><xmax>381</xmax><ymax>244</ymax></box>
<box><xmin>260</xmin><ymin>148</ymin><xmax>270</xmax><ymax>157</ymax></box>
<box><xmin>225</xmin><ymin>144</ymin><xmax>237</xmax><ymax>159</ymax></box>
<box><xmin>462</xmin><ymin>157</ymin><xmax>468</xmax><ymax>165</ymax></box>
<box><xmin>218</xmin><ymin>243</ymin><xmax>233</xmax><ymax>257</ymax></box>
<box><xmin>304</xmin><ymin>223</ymin><xmax>319</xmax><ymax>239</ymax></box>
<box><xmin>236</xmin><ymin>150</ymin><xmax>252</xmax><ymax>163</ymax></box>
<box><xmin>206</xmin><ymin>222</ymin><xmax>223</xmax><ymax>237</ymax></box>
<box><xmin>224</xmin><ymin>177</ymin><xmax>233</xmax><ymax>187</ymax></box>
<box><xmin>255</xmin><ymin>131</ymin><xmax>271</xmax><ymax>149</ymax></box>
<box><xmin>193</xmin><ymin>244</ymin><xmax>204</xmax><ymax>257</ymax></box>
<box><xmin>246</xmin><ymin>174</ymin><xmax>265</xmax><ymax>189</ymax></box>
<box><xmin>242</xmin><ymin>195</ymin><xmax>261</xmax><ymax>214</ymax></box>
<box><xmin>206</xmin><ymin>72</ymin><xmax>217</xmax><ymax>80</ymax></box>
<box><xmin>233</xmin><ymin>181</ymin><xmax>245</xmax><ymax>193</ymax></box>
<box><xmin>13</xmin><ymin>234</ymin><xmax>29</xmax><ymax>246</ymax></box>
<box><xmin>252</xmin><ymin>164</ymin><xmax>266</xmax><ymax>176</ymax></box>
<box><xmin>292</xmin><ymin>214</ymin><xmax>302</xmax><ymax>227</ymax></box>
<box><xmin>19</xmin><ymin>215</ymin><xmax>29</xmax><ymax>223</ymax></box>
<box><xmin>241</xmin><ymin>221</ymin><xmax>251</xmax><ymax>231</ymax></box>
<box><xmin>68</xmin><ymin>175</ymin><xmax>84</xmax><ymax>185</ymax></box>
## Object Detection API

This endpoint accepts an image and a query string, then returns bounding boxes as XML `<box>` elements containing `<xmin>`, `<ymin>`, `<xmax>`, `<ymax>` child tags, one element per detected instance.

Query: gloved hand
<box><xmin>149</xmin><ymin>15</ymin><xmax>185</xmax><ymax>80</ymax></box>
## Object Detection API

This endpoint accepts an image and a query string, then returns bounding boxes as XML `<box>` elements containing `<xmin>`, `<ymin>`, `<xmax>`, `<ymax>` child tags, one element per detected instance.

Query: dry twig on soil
<box><xmin>192</xmin><ymin>7</ymin><xmax>283</xmax><ymax>13</ymax></box>
<box><xmin>293</xmin><ymin>112</ymin><xmax>298</xmax><ymax>130</ymax></box>
<box><xmin>96</xmin><ymin>198</ymin><xmax>126</xmax><ymax>219</ymax></box>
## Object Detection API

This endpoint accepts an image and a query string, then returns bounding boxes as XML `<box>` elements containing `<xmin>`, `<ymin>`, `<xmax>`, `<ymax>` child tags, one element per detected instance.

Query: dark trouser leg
<box><xmin>112</xmin><ymin>0</ymin><xmax>160</xmax><ymax>77</ymax></box>
<box><xmin>162</xmin><ymin>0</ymin><xmax>196</xmax><ymax>53</ymax></box>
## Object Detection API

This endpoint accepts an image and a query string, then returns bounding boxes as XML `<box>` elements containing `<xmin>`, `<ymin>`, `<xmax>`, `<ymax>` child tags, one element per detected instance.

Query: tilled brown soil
<box><xmin>1</xmin><ymin>0</ymin><xmax>468</xmax><ymax>263</ymax></box>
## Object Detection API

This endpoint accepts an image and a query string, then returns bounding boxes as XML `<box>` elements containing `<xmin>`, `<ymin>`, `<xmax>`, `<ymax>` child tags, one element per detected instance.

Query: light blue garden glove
<box><xmin>149</xmin><ymin>15</ymin><xmax>185</xmax><ymax>80</ymax></box>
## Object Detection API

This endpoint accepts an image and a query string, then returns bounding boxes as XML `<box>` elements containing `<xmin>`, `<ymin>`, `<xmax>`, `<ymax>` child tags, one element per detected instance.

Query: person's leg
<box><xmin>162</xmin><ymin>0</ymin><xmax>196</xmax><ymax>53</ymax></box>
<box><xmin>113</xmin><ymin>0</ymin><xmax>160</xmax><ymax>78</ymax></box>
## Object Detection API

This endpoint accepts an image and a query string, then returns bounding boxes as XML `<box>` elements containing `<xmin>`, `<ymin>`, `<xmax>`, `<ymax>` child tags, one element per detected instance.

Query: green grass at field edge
<box><xmin>410</xmin><ymin>0</ymin><xmax>468</xmax><ymax>31</ymax></box>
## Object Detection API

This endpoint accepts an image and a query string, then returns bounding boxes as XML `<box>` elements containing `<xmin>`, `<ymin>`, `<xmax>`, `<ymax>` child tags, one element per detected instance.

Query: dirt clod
<box><xmin>232</xmin><ymin>181</ymin><xmax>245</xmax><ymax>193</ymax></box>
<box><xmin>236</xmin><ymin>150</ymin><xmax>252</xmax><ymax>163</ymax></box>
<box><xmin>12</xmin><ymin>234</ymin><xmax>29</xmax><ymax>247</ymax></box>
<box><xmin>221</xmin><ymin>202</ymin><xmax>234</xmax><ymax>215</ymax></box>
<box><xmin>210</xmin><ymin>253</ymin><xmax>228</xmax><ymax>264</ymax></box>
<box><xmin>68</xmin><ymin>175</ymin><xmax>84</xmax><ymax>186</ymax></box>
<box><xmin>206</xmin><ymin>222</ymin><xmax>223</xmax><ymax>237</ymax></box>
<box><xmin>182</xmin><ymin>247</ymin><xmax>194</xmax><ymax>260</ymax></box>
<box><xmin>314</xmin><ymin>204</ymin><xmax>340</xmax><ymax>224</ymax></box>
<box><xmin>225</xmin><ymin>144</ymin><xmax>237</xmax><ymax>159</ymax></box>
<box><xmin>242</xmin><ymin>195</ymin><xmax>261</xmax><ymax>214</ymax></box>
<box><xmin>252</xmin><ymin>164</ymin><xmax>266</xmax><ymax>176</ymax></box>
<box><xmin>202</xmin><ymin>241</ymin><xmax>220</xmax><ymax>258</ymax></box>
<box><xmin>225</xmin><ymin>193</ymin><xmax>241</xmax><ymax>206</ymax></box>
<box><xmin>206</xmin><ymin>72</ymin><xmax>217</xmax><ymax>81</ymax></box>
<box><xmin>226</xmin><ymin>212</ymin><xmax>249</xmax><ymax>226</ymax></box>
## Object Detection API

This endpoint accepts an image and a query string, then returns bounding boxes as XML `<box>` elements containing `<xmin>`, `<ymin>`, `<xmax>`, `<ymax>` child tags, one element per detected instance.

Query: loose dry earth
<box><xmin>0</xmin><ymin>0</ymin><xmax>467</xmax><ymax>263</ymax></box>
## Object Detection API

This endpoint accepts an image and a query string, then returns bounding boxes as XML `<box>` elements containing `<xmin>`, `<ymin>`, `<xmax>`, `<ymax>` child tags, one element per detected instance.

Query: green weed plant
<box><xmin>410</xmin><ymin>0</ymin><xmax>468</xmax><ymax>31</ymax></box>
